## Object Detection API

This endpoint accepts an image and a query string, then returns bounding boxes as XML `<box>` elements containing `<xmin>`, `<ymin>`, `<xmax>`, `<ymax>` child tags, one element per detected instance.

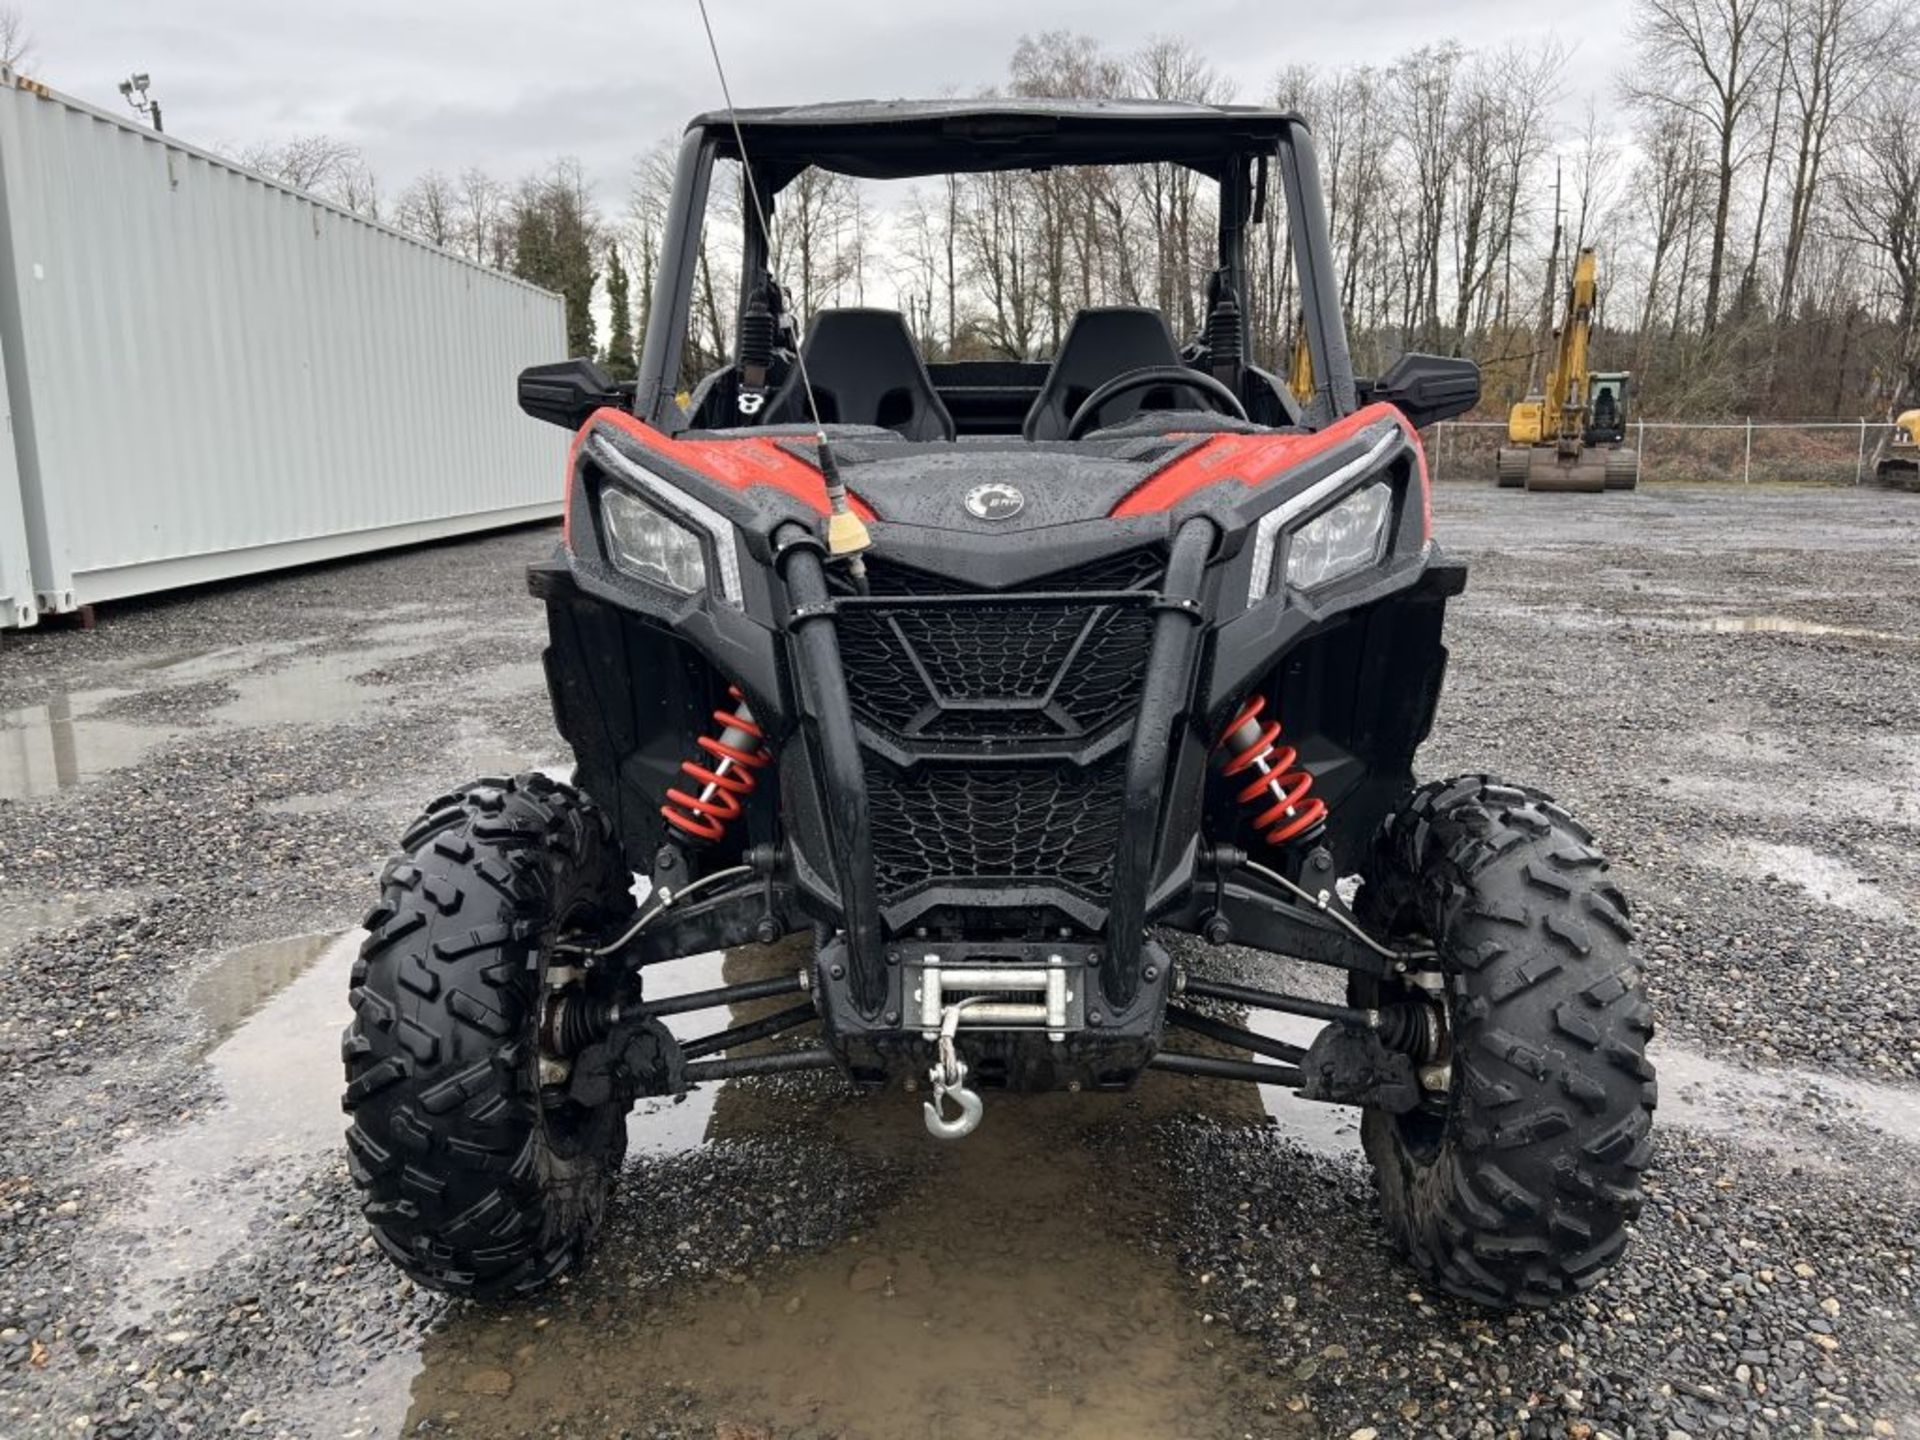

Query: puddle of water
<box><xmin>1702</xmin><ymin>839</ymin><xmax>1910</xmax><ymax>925</ymax></box>
<box><xmin>0</xmin><ymin>692</ymin><xmax>185</xmax><ymax>799</ymax></box>
<box><xmin>1653</xmin><ymin>1038</ymin><xmax>1920</xmax><ymax>1155</ymax></box>
<box><xmin>0</xmin><ymin>887</ymin><xmax>155</xmax><ymax>951</ymax></box>
<box><xmin>454</xmin><ymin>658</ymin><xmax>548</xmax><ymax>700</ymax></box>
<box><xmin>313</xmin><ymin>940</ymin><xmax>1284</xmax><ymax>1437</ymax></box>
<box><xmin>2</xmin><ymin>644</ymin><xmax>416</xmax><ymax>799</ymax></box>
<box><xmin>1478</xmin><ymin>603</ymin><xmax>1914</xmax><ymax>646</ymax></box>
<box><xmin>355</xmin><ymin>617</ymin><xmax>473</xmax><ymax>646</ymax></box>
<box><xmin>405</xmin><ymin>1069</ymin><xmax>1284</xmax><ymax>1439</ymax></box>
<box><xmin>136</xmin><ymin>640</ymin><xmax>309</xmax><ymax>684</ymax></box>
<box><xmin>1245</xmin><ymin>1005</ymin><xmax>1363</xmax><ymax>1156</ymax></box>
<box><xmin>624</xmin><ymin>948</ymin><xmax>730</xmax><ymax>1156</ymax></box>
<box><xmin>1686</xmin><ymin>614</ymin><xmax>1911</xmax><ymax>642</ymax></box>
<box><xmin>210</xmin><ymin>648</ymin><xmax>408</xmax><ymax>728</ymax></box>
<box><xmin>186</xmin><ymin>931</ymin><xmax>344</xmax><ymax>1051</ymax></box>
<box><xmin>1684</xmin><ymin>725</ymin><xmax>1799</xmax><ymax>770</ymax></box>
<box><xmin>107</xmin><ymin>930</ymin><xmax>355</xmax><ymax>1323</ymax></box>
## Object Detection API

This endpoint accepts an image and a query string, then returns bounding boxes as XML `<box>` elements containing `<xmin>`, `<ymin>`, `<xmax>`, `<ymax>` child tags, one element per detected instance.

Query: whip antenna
<box><xmin>692</xmin><ymin>0</ymin><xmax>870</xmax><ymax>583</ymax></box>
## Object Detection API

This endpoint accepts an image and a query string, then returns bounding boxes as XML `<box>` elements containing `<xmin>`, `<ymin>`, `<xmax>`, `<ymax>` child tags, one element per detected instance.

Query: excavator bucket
<box><xmin>1497</xmin><ymin>444</ymin><xmax>1617</xmax><ymax>492</ymax></box>
<box><xmin>1522</xmin><ymin>450</ymin><xmax>1606</xmax><ymax>493</ymax></box>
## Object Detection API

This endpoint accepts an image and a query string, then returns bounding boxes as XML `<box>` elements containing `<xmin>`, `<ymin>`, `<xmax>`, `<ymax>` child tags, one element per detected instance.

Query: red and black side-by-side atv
<box><xmin>341</xmin><ymin>100</ymin><xmax>1654</xmax><ymax>1309</ymax></box>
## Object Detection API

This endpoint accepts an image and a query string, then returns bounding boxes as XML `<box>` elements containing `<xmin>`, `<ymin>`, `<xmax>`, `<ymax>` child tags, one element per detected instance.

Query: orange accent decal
<box><xmin>1110</xmin><ymin>402</ymin><xmax>1426</xmax><ymax>528</ymax></box>
<box><xmin>576</xmin><ymin>407</ymin><xmax>873</xmax><ymax>519</ymax></box>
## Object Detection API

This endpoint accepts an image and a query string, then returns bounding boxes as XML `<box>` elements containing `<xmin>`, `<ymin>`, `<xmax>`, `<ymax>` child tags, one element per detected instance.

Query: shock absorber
<box><xmin>1215</xmin><ymin>694</ymin><xmax>1326</xmax><ymax>848</ymax></box>
<box><xmin>660</xmin><ymin>687</ymin><xmax>772</xmax><ymax>844</ymax></box>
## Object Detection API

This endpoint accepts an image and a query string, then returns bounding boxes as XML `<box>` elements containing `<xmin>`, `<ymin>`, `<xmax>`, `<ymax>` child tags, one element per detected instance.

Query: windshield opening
<box><xmin>637</xmin><ymin>135</ymin><xmax>1334</xmax><ymax>440</ymax></box>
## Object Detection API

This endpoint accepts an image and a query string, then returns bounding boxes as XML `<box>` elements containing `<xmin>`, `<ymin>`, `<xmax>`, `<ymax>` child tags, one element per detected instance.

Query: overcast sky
<box><xmin>24</xmin><ymin>0</ymin><xmax>1635</xmax><ymax>208</ymax></box>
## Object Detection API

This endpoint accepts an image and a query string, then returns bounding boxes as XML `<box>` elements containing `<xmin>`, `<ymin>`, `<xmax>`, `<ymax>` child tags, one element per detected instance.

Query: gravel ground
<box><xmin>0</xmin><ymin>485</ymin><xmax>1915</xmax><ymax>1439</ymax></box>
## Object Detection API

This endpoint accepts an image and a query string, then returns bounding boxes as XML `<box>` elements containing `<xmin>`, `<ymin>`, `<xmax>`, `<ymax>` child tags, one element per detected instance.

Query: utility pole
<box><xmin>1527</xmin><ymin>160</ymin><xmax>1563</xmax><ymax>396</ymax></box>
<box><xmin>117</xmin><ymin>73</ymin><xmax>163</xmax><ymax>133</ymax></box>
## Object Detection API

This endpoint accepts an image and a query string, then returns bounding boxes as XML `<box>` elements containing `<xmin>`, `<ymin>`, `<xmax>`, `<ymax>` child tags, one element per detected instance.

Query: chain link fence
<box><xmin>1427</xmin><ymin>419</ymin><xmax>1908</xmax><ymax>486</ymax></box>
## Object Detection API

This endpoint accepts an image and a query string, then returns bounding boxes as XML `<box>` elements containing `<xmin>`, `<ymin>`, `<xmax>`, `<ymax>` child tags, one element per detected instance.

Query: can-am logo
<box><xmin>964</xmin><ymin>482</ymin><xmax>1025</xmax><ymax>521</ymax></box>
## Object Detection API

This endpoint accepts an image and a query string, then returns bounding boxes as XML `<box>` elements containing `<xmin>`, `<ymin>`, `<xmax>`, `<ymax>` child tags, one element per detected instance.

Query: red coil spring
<box><xmin>1215</xmin><ymin>694</ymin><xmax>1327</xmax><ymax>847</ymax></box>
<box><xmin>660</xmin><ymin>687</ymin><xmax>772</xmax><ymax>844</ymax></box>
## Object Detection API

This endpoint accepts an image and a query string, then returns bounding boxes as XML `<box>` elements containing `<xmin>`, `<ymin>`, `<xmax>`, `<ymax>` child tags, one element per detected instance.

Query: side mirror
<box><xmin>518</xmin><ymin>358</ymin><xmax>635</xmax><ymax>431</ymax></box>
<box><xmin>1360</xmin><ymin>353</ymin><xmax>1480</xmax><ymax>430</ymax></box>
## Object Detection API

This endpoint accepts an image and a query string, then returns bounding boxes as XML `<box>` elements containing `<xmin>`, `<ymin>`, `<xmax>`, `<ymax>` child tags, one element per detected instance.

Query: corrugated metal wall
<box><xmin>0</xmin><ymin>332</ymin><xmax>32</xmax><ymax>628</ymax></box>
<box><xmin>0</xmin><ymin>71</ymin><xmax>567</xmax><ymax>625</ymax></box>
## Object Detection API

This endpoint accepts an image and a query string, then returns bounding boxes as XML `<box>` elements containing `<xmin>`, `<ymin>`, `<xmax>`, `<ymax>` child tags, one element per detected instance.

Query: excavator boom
<box><xmin>1546</xmin><ymin>249</ymin><xmax>1597</xmax><ymax>456</ymax></box>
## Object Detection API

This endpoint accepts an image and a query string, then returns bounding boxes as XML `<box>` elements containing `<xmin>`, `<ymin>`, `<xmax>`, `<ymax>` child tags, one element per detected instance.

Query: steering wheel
<box><xmin>1065</xmin><ymin>365</ymin><xmax>1249</xmax><ymax>440</ymax></box>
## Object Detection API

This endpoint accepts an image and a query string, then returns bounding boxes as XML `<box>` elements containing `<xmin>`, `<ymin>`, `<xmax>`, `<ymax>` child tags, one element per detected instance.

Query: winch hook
<box><xmin>922</xmin><ymin>998</ymin><xmax>987</xmax><ymax>1140</ymax></box>
<box><xmin>924</xmin><ymin>1071</ymin><xmax>984</xmax><ymax>1140</ymax></box>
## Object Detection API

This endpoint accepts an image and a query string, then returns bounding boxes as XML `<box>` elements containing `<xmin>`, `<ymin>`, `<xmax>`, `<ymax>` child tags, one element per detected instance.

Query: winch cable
<box><xmin>693</xmin><ymin>0</ymin><xmax>870</xmax><ymax>590</ymax></box>
<box><xmin>552</xmin><ymin>864</ymin><xmax>753</xmax><ymax>959</ymax></box>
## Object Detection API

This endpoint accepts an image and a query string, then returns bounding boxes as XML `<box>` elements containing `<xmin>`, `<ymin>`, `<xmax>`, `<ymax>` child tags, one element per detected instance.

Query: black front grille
<box><xmin>839</xmin><ymin>551</ymin><xmax>1162</xmax><ymax>744</ymax></box>
<box><xmin>838</xmin><ymin>602</ymin><xmax>1154</xmax><ymax>741</ymax></box>
<box><xmin>866</xmin><ymin>756</ymin><xmax>1127</xmax><ymax>900</ymax></box>
<box><xmin>863</xmin><ymin>550</ymin><xmax>1165</xmax><ymax>597</ymax></box>
<box><xmin>833</xmin><ymin>547</ymin><xmax>1161</xmax><ymax>913</ymax></box>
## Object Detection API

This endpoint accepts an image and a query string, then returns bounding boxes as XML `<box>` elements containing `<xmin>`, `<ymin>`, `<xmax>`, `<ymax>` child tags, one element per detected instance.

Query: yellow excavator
<box><xmin>1876</xmin><ymin>409</ymin><xmax>1920</xmax><ymax>490</ymax></box>
<box><xmin>1496</xmin><ymin>246</ymin><xmax>1638</xmax><ymax>492</ymax></box>
<box><xmin>1287</xmin><ymin>319</ymin><xmax>1314</xmax><ymax>408</ymax></box>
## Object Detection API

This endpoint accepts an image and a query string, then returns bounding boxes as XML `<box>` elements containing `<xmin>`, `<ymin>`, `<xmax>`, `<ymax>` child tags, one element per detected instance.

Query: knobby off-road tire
<box><xmin>342</xmin><ymin>772</ymin><xmax>636</xmax><ymax>1298</ymax></box>
<box><xmin>1355</xmin><ymin>776</ymin><xmax>1655</xmax><ymax>1308</ymax></box>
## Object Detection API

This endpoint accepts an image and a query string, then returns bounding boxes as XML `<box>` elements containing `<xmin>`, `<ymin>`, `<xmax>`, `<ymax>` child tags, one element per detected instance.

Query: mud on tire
<box><xmin>1356</xmin><ymin>776</ymin><xmax>1655</xmax><ymax>1308</ymax></box>
<box><xmin>341</xmin><ymin>772</ymin><xmax>635</xmax><ymax>1298</ymax></box>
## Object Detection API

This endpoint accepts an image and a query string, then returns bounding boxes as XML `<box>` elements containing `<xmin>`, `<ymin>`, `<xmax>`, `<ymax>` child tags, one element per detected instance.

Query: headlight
<box><xmin>1284</xmin><ymin>481</ymin><xmax>1393</xmax><ymax>591</ymax></box>
<box><xmin>587</xmin><ymin>435</ymin><xmax>743</xmax><ymax>605</ymax></box>
<box><xmin>601</xmin><ymin>487</ymin><xmax>708</xmax><ymax>593</ymax></box>
<box><xmin>1246</xmin><ymin>426</ymin><xmax>1403</xmax><ymax>603</ymax></box>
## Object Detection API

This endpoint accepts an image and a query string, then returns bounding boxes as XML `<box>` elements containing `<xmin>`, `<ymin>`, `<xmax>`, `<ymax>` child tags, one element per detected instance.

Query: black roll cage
<box><xmin>631</xmin><ymin>102</ymin><xmax>1358</xmax><ymax>435</ymax></box>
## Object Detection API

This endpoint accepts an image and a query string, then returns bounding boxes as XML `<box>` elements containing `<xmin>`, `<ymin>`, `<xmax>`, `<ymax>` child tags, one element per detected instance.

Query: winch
<box><xmin>912</xmin><ymin>953</ymin><xmax>1085</xmax><ymax>1139</ymax></box>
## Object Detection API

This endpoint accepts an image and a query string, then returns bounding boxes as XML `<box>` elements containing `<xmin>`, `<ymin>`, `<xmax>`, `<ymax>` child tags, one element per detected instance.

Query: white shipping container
<box><xmin>0</xmin><ymin>359</ymin><xmax>30</xmax><ymax>625</ymax></box>
<box><xmin>0</xmin><ymin>69</ymin><xmax>567</xmax><ymax>626</ymax></box>
<box><xmin>0</xmin><ymin>324</ymin><xmax>31</xmax><ymax>628</ymax></box>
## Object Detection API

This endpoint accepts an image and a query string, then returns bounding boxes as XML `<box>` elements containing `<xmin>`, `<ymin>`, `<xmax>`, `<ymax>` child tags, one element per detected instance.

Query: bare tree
<box><xmin>455</xmin><ymin>168</ymin><xmax>505</xmax><ymax>266</ymax></box>
<box><xmin>958</xmin><ymin>165</ymin><xmax>1038</xmax><ymax>358</ymax></box>
<box><xmin>1130</xmin><ymin>37</ymin><xmax>1233</xmax><ymax>337</ymax></box>
<box><xmin>241</xmin><ymin>135</ymin><xmax>380</xmax><ymax>218</ymax></box>
<box><xmin>240</xmin><ymin>135</ymin><xmax>356</xmax><ymax>191</ymax></box>
<box><xmin>774</xmin><ymin>167</ymin><xmax>867</xmax><ymax>328</ymax></box>
<box><xmin>1734</xmin><ymin>14</ymin><xmax>1789</xmax><ymax>321</ymax></box>
<box><xmin>394</xmin><ymin>171</ymin><xmax>457</xmax><ymax>247</ymax></box>
<box><xmin>0</xmin><ymin>7</ymin><xmax>33</xmax><ymax>69</ymax></box>
<box><xmin>1773</xmin><ymin>0</ymin><xmax>1898</xmax><ymax>325</ymax></box>
<box><xmin>1835</xmin><ymin>88</ymin><xmax>1920</xmax><ymax>414</ymax></box>
<box><xmin>1391</xmin><ymin>43</ymin><xmax>1464</xmax><ymax>349</ymax></box>
<box><xmin>1485</xmin><ymin>41</ymin><xmax>1565</xmax><ymax>333</ymax></box>
<box><xmin>1626</xmin><ymin>0</ymin><xmax>1770</xmax><ymax>334</ymax></box>
<box><xmin>1633</xmin><ymin>108</ymin><xmax>1709</xmax><ymax>364</ymax></box>
<box><xmin>1446</xmin><ymin>57</ymin><xmax>1504</xmax><ymax>349</ymax></box>
<box><xmin>627</xmin><ymin>139</ymin><xmax>679</xmax><ymax>349</ymax></box>
<box><xmin>1567</xmin><ymin>101</ymin><xmax>1622</xmax><ymax>258</ymax></box>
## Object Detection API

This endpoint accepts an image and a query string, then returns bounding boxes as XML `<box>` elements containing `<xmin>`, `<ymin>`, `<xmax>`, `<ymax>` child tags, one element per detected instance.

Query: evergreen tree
<box><xmin>604</xmin><ymin>243</ymin><xmax>637</xmax><ymax>381</ymax></box>
<box><xmin>510</xmin><ymin>161</ymin><xmax>598</xmax><ymax>358</ymax></box>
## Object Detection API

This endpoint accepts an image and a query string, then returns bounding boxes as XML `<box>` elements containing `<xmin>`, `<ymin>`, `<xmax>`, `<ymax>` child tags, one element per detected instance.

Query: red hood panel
<box><xmin>571</xmin><ymin>404</ymin><xmax>1424</xmax><ymax>537</ymax></box>
<box><xmin>577</xmin><ymin>409</ymin><xmax>875</xmax><ymax>519</ymax></box>
<box><xmin>1109</xmin><ymin>402</ymin><xmax>1424</xmax><ymax>519</ymax></box>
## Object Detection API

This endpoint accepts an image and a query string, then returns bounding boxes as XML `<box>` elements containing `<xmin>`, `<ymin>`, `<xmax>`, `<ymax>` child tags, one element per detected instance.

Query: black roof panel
<box><xmin>687</xmin><ymin>98</ymin><xmax>1305</xmax><ymax>180</ymax></box>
